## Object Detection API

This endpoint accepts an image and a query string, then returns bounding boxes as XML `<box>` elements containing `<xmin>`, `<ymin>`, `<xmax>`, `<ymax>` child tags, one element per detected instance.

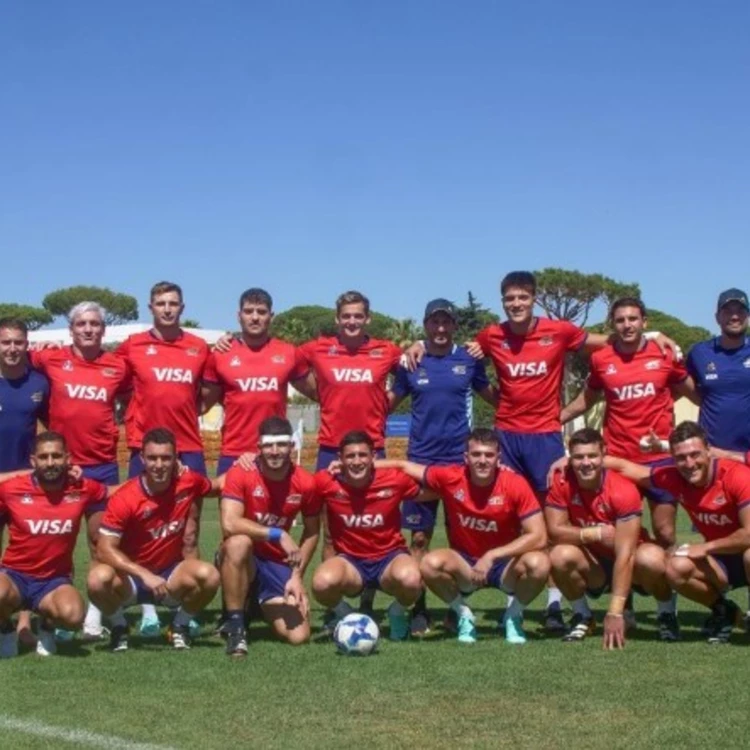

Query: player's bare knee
<box><xmin>223</xmin><ymin>534</ymin><xmax>253</xmax><ymax>562</ymax></box>
<box><xmin>549</xmin><ymin>544</ymin><xmax>579</xmax><ymax>571</ymax></box>
<box><xmin>665</xmin><ymin>557</ymin><xmax>694</xmax><ymax>586</ymax></box>
<box><xmin>635</xmin><ymin>544</ymin><xmax>666</xmax><ymax>573</ymax></box>
<box><xmin>87</xmin><ymin>564</ymin><xmax>116</xmax><ymax>593</ymax></box>
<box><xmin>523</xmin><ymin>551</ymin><xmax>551</xmax><ymax>580</ymax></box>
<box><xmin>283</xmin><ymin>625</ymin><xmax>310</xmax><ymax>646</ymax></box>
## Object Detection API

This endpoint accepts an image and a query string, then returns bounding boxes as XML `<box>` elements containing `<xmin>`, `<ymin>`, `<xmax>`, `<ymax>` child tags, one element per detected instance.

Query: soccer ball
<box><xmin>333</xmin><ymin>613</ymin><xmax>379</xmax><ymax>656</ymax></box>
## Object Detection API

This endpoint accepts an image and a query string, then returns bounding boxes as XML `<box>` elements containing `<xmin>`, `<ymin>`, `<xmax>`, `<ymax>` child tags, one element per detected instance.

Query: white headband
<box><xmin>259</xmin><ymin>435</ymin><xmax>294</xmax><ymax>446</ymax></box>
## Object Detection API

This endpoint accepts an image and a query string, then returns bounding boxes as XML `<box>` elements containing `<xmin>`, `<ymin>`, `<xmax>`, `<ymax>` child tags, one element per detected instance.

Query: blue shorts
<box><xmin>586</xmin><ymin>555</ymin><xmax>646</xmax><ymax>598</ymax></box>
<box><xmin>217</xmin><ymin>455</ymin><xmax>238</xmax><ymax>476</ymax></box>
<box><xmin>457</xmin><ymin>551</ymin><xmax>511</xmax><ymax>594</ymax></box>
<box><xmin>81</xmin><ymin>462</ymin><xmax>120</xmax><ymax>487</ymax></box>
<box><xmin>128</xmin><ymin>450</ymin><xmax>207</xmax><ymax>479</ymax></box>
<box><xmin>714</xmin><ymin>554</ymin><xmax>748</xmax><ymax>590</ymax></box>
<box><xmin>126</xmin><ymin>562</ymin><xmax>182</xmax><ymax>607</ymax></box>
<box><xmin>316</xmin><ymin>446</ymin><xmax>385</xmax><ymax>471</ymax></box>
<box><xmin>642</xmin><ymin>457</ymin><xmax>676</xmax><ymax>505</ymax></box>
<box><xmin>0</xmin><ymin>568</ymin><xmax>72</xmax><ymax>612</ymax></box>
<box><xmin>497</xmin><ymin>430</ymin><xmax>564</xmax><ymax>493</ymax></box>
<box><xmin>402</xmin><ymin>500</ymin><xmax>440</xmax><ymax>532</ymax></box>
<box><xmin>253</xmin><ymin>556</ymin><xmax>292</xmax><ymax>604</ymax></box>
<box><xmin>340</xmin><ymin>549</ymin><xmax>407</xmax><ymax>591</ymax></box>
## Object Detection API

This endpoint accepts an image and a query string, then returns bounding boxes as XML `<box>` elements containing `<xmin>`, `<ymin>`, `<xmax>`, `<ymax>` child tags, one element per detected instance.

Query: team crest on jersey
<box><xmin>644</xmin><ymin>360</ymin><xmax>660</xmax><ymax>370</ymax></box>
<box><xmin>334</xmin><ymin>490</ymin><xmax>348</xmax><ymax>500</ymax></box>
<box><xmin>327</xmin><ymin>346</ymin><xmax>339</xmax><ymax>357</ymax></box>
<box><xmin>102</xmin><ymin>368</ymin><xmax>118</xmax><ymax>378</ymax></box>
<box><xmin>369</xmin><ymin>349</ymin><xmax>385</xmax><ymax>359</ymax></box>
<box><xmin>21</xmin><ymin>495</ymin><xmax>33</xmax><ymax>505</ymax></box>
<box><xmin>186</xmin><ymin>347</ymin><xmax>200</xmax><ymax>357</ymax></box>
<box><xmin>142</xmin><ymin>508</ymin><xmax>153</xmax><ymax>519</ymax></box>
<box><xmin>501</xmin><ymin>341</ymin><xmax>511</xmax><ymax>350</ymax></box>
<box><xmin>453</xmin><ymin>490</ymin><xmax>465</xmax><ymax>503</ymax></box>
<box><xmin>146</xmin><ymin>345</ymin><xmax>158</xmax><ymax>356</ymax></box>
<box><xmin>714</xmin><ymin>495</ymin><xmax>727</xmax><ymax>507</ymax></box>
<box><xmin>63</xmin><ymin>492</ymin><xmax>81</xmax><ymax>504</ymax></box>
<box><xmin>488</xmin><ymin>495</ymin><xmax>504</xmax><ymax>506</ymax></box>
<box><xmin>175</xmin><ymin>490</ymin><xmax>192</xmax><ymax>503</ymax></box>
<box><xmin>62</xmin><ymin>360</ymin><xmax>74</xmax><ymax>372</ymax></box>
<box><xmin>539</xmin><ymin>336</ymin><xmax>554</xmax><ymax>347</ymax></box>
<box><xmin>571</xmin><ymin>495</ymin><xmax>583</xmax><ymax>506</ymax></box>
<box><xmin>230</xmin><ymin>356</ymin><xmax>241</xmax><ymax>367</ymax></box>
<box><xmin>287</xmin><ymin>494</ymin><xmax>302</xmax><ymax>505</ymax></box>
<box><xmin>376</xmin><ymin>489</ymin><xmax>394</xmax><ymax>498</ymax></box>
<box><xmin>599</xmin><ymin>502</ymin><xmax>611</xmax><ymax>514</ymax></box>
<box><xmin>253</xmin><ymin>486</ymin><xmax>265</xmax><ymax>498</ymax></box>
<box><xmin>452</xmin><ymin>365</ymin><xmax>467</xmax><ymax>375</ymax></box>
<box><xmin>30</xmin><ymin>391</ymin><xmax>45</xmax><ymax>403</ymax></box>
<box><xmin>271</xmin><ymin>355</ymin><xmax>286</xmax><ymax>364</ymax></box>
<box><xmin>605</xmin><ymin>364</ymin><xmax>617</xmax><ymax>375</ymax></box>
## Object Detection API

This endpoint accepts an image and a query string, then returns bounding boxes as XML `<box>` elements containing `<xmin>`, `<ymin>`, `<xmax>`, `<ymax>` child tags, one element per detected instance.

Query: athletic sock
<box><xmin>389</xmin><ymin>601</ymin><xmax>406</xmax><ymax>617</ymax></box>
<box><xmin>333</xmin><ymin>601</ymin><xmax>351</xmax><ymax>619</ymax></box>
<box><xmin>141</xmin><ymin>603</ymin><xmax>158</xmax><ymax>621</ymax></box>
<box><xmin>448</xmin><ymin>596</ymin><xmax>473</xmax><ymax>620</ymax></box>
<box><xmin>505</xmin><ymin>596</ymin><xmax>524</xmax><ymax>622</ymax></box>
<box><xmin>225</xmin><ymin>609</ymin><xmax>244</xmax><ymax>630</ymax></box>
<box><xmin>172</xmin><ymin>607</ymin><xmax>195</xmax><ymax>628</ymax></box>
<box><xmin>109</xmin><ymin>609</ymin><xmax>127</xmax><ymax>628</ymax></box>
<box><xmin>657</xmin><ymin>598</ymin><xmax>676</xmax><ymax>616</ymax></box>
<box><xmin>359</xmin><ymin>588</ymin><xmax>375</xmax><ymax>608</ymax></box>
<box><xmin>571</xmin><ymin>597</ymin><xmax>592</xmax><ymax>619</ymax></box>
<box><xmin>84</xmin><ymin>603</ymin><xmax>102</xmax><ymax>630</ymax></box>
<box><xmin>414</xmin><ymin>590</ymin><xmax>427</xmax><ymax>613</ymax></box>
<box><xmin>547</xmin><ymin>587</ymin><xmax>563</xmax><ymax>609</ymax></box>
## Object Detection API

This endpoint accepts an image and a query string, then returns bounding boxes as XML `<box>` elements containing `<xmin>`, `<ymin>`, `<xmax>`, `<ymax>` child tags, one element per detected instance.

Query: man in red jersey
<box><xmin>546</xmin><ymin>428</ymin><xmax>677</xmax><ymax>648</ymax></box>
<box><xmin>0</xmin><ymin>432</ymin><xmax>108</xmax><ymax>658</ymax></box>
<box><xmin>202</xmin><ymin>288</ymin><xmax>316</xmax><ymax>475</ymax></box>
<box><xmin>312</xmin><ymin>431</ymin><xmax>424</xmax><ymax>641</ymax></box>
<box><xmin>30</xmin><ymin>301</ymin><xmax>131</xmax><ymax>639</ymax></box>
<box><xmin>116</xmin><ymin>281</ymin><xmax>209</xmax><ymax>635</ymax></box>
<box><xmin>220</xmin><ymin>417</ymin><xmax>320</xmax><ymax>656</ymax></box>
<box><xmin>604</xmin><ymin>421</ymin><xmax>750</xmax><ymax>643</ymax></box>
<box><xmin>87</xmin><ymin>428</ymin><xmax>222</xmax><ymax>652</ymax></box>
<box><xmin>378</xmin><ymin>429</ymin><xmax>549</xmax><ymax>645</ymax></box>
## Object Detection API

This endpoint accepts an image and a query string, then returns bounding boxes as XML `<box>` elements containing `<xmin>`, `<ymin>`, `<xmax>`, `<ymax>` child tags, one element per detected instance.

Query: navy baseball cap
<box><xmin>717</xmin><ymin>288</ymin><xmax>749</xmax><ymax>311</ymax></box>
<box><xmin>424</xmin><ymin>298</ymin><xmax>457</xmax><ymax>321</ymax></box>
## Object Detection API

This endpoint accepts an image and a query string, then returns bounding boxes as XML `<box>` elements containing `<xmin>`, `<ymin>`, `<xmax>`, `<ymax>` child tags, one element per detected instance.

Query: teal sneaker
<box><xmin>54</xmin><ymin>628</ymin><xmax>75</xmax><ymax>643</ymax></box>
<box><xmin>504</xmin><ymin>614</ymin><xmax>527</xmax><ymax>645</ymax></box>
<box><xmin>188</xmin><ymin>619</ymin><xmax>201</xmax><ymax>638</ymax></box>
<box><xmin>388</xmin><ymin>603</ymin><xmax>409</xmax><ymax>641</ymax></box>
<box><xmin>457</xmin><ymin>614</ymin><xmax>477</xmax><ymax>644</ymax></box>
<box><xmin>139</xmin><ymin>614</ymin><xmax>161</xmax><ymax>638</ymax></box>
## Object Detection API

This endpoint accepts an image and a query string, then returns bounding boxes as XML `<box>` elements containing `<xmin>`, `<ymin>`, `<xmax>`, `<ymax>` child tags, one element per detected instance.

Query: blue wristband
<box><xmin>267</xmin><ymin>527</ymin><xmax>282</xmax><ymax>543</ymax></box>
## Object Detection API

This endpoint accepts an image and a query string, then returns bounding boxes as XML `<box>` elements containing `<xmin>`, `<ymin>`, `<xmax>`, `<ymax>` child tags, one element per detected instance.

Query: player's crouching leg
<box><xmin>549</xmin><ymin>545</ymin><xmax>598</xmax><ymax>642</ymax></box>
<box><xmin>165</xmin><ymin>559</ymin><xmax>220</xmax><ymax>649</ymax></box>
<box><xmin>219</xmin><ymin>535</ymin><xmax>254</xmax><ymax>657</ymax></box>
<box><xmin>633</xmin><ymin>543</ymin><xmax>680</xmax><ymax>642</ymax></box>
<box><xmin>35</xmin><ymin>584</ymin><xmax>86</xmax><ymax>656</ymax></box>
<box><xmin>87</xmin><ymin>563</ymin><xmax>133</xmax><ymax>652</ymax></box>
<box><xmin>499</xmin><ymin>551</ymin><xmax>550</xmax><ymax>645</ymax></box>
<box><xmin>379</xmin><ymin>553</ymin><xmax>422</xmax><ymax>641</ymax></box>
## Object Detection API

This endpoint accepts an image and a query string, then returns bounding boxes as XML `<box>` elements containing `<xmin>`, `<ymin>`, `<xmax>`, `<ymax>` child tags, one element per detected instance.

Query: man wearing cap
<box><xmin>388</xmin><ymin>299</ymin><xmax>497</xmax><ymax>634</ymax></box>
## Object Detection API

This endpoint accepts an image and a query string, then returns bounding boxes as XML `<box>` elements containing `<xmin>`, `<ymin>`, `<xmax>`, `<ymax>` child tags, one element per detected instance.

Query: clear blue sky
<box><xmin>2</xmin><ymin>1</ymin><xmax>748</xmax><ymax>332</ymax></box>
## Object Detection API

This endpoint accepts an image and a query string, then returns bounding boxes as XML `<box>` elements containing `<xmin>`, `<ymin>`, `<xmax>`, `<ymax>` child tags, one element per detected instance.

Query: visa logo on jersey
<box><xmin>612</xmin><ymin>383</ymin><xmax>656</xmax><ymax>400</ymax></box>
<box><xmin>236</xmin><ymin>377</ymin><xmax>279</xmax><ymax>392</ymax></box>
<box><xmin>457</xmin><ymin>514</ymin><xmax>498</xmax><ymax>532</ymax></box>
<box><xmin>254</xmin><ymin>512</ymin><xmax>287</xmax><ymax>526</ymax></box>
<box><xmin>26</xmin><ymin>519</ymin><xmax>73</xmax><ymax>535</ymax></box>
<box><xmin>152</xmin><ymin>368</ymin><xmax>194</xmax><ymax>383</ymax></box>
<box><xmin>64</xmin><ymin>384</ymin><xmax>108</xmax><ymax>401</ymax></box>
<box><xmin>506</xmin><ymin>362</ymin><xmax>548</xmax><ymax>377</ymax></box>
<box><xmin>339</xmin><ymin>513</ymin><xmax>384</xmax><ymax>527</ymax></box>
<box><xmin>332</xmin><ymin>368</ymin><xmax>374</xmax><ymax>383</ymax></box>
<box><xmin>147</xmin><ymin>519</ymin><xmax>186</xmax><ymax>539</ymax></box>
<box><xmin>694</xmin><ymin>512</ymin><xmax>732</xmax><ymax>526</ymax></box>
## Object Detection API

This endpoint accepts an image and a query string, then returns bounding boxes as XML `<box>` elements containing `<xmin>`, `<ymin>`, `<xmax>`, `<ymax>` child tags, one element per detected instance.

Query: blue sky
<box><xmin>2</xmin><ymin>2</ymin><xmax>748</xmax><ymax>333</ymax></box>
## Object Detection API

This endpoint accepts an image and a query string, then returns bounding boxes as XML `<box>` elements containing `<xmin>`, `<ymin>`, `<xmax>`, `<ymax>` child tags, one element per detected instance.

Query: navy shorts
<box><xmin>253</xmin><ymin>556</ymin><xmax>292</xmax><ymax>604</ymax></box>
<box><xmin>642</xmin><ymin>457</ymin><xmax>676</xmax><ymax>505</ymax></box>
<box><xmin>217</xmin><ymin>455</ymin><xmax>238</xmax><ymax>476</ymax></box>
<box><xmin>457</xmin><ymin>551</ymin><xmax>511</xmax><ymax>594</ymax></box>
<box><xmin>128</xmin><ymin>450</ymin><xmax>207</xmax><ymax>479</ymax></box>
<box><xmin>402</xmin><ymin>500</ymin><xmax>440</xmax><ymax>532</ymax></box>
<box><xmin>497</xmin><ymin>430</ymin><xmax>564</xmax><ymax>493</ymax></box>
<box><xmin>714</xmin><ymin>554</ymin><xmax>748</xmax><ymax>590</ymax></box>
<box><xmin>586</xmin><ymin>555</ymin><xmax>646</xmax><ymax>598</ymax></box>
<box><xmin>81</xmin><ymin>462</ymin><xmax>120</xmax><ymax>487</ymax></box>
<box><xmin>126</xmin><ymin>562</ymin><xmax>182</xmax><ymax>607</ymax></box>
<box><xmin>316</xmin><ymin>446</ymin><xmax>385</xmax><ymax>471</ymax></box>
<box><xmin>0</xmin><ymin>567</ymin><xmax>72</xmax><ymax>612</ymax></box>
<box><xmin>340</xmin><ymin>549</ymin><xmax>408</xmax><ymax>591</ymax></box>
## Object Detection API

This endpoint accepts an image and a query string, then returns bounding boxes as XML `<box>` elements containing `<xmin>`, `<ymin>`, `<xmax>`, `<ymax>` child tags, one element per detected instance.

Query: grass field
<box><xmin>2</xmin><ymin>489</ymin><xmax>749</xmax><ymax>749</ymax></box>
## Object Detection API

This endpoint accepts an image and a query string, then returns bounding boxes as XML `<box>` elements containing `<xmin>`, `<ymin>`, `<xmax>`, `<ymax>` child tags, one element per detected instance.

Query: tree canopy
<box><xmin>42</xmin><ymin>286</ymin><xmax>139</xmax><ymax>325</ymax></box>
<box><xmin>271</xmin><ymin>305</ymin><xmax>399</xmax><ymax>344</ymax></box>
<box><xmin>0</xmin><ymin>304</ymin><xmax>54</xmax><ymax>330</ymax></box>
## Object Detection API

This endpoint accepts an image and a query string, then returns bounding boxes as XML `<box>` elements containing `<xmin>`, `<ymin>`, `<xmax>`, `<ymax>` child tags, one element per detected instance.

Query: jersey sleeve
<box><xmin>395</xmin><ymin>469</ymin><xmax>421</xmax><ymax>499</ymax></box>
<box><xmin>203</xmin><ymin>351</ymin><xmax>220</xmax><ymax>384</ymax></box>
<box><xmin>611</xmin><ymin>478</ymin><xmax>643</xmax><ymax>520</ymax></box>
<box><xmin>423</xmin><ymin>465</ymin><xmax>455</xmax><ymax>492</ymax></box>
<box><xmin>667</xmin><ymin>355</ymin><xmax>689</xmax><ymax>385</ymax></box>
<box><xmin>475</xmin><ymin>327</ymin><xmax>491</xmax><ymax>356</ymax></box>
<box><xmin>391</xmin><ymin>366</ymin><xmax>411</xmax><ymax>398</ymax></box>
<box><xmin>221</xmin><ymin>466</ymin><xmax>248</xmax><ymax>503</ymax></box>
<box><xmin>726</xmin><ymin>465</ymin><xmax>750</xmax><ymax>510</ymax></box>
<box><xmin>586</xmin><ymin>355</ymin><xmax>604</xmax><ymax>391</ymax></box>
<box><xmin>301</xmin><ymin>475</ymin><xmax>323</xmax><ymax>516</ymax></box>
<box><xmin>544</xmin><ymin>473</ymin><xmax>569</xmax><ymax>510</ymax></box>
<box><xmin>193</xmin><ymin>472</ymin><xmax>213</xmax><ymax>498</ymax></box>
<box><xmin>100</xmin><ymin>488</ymin><xmax>131</xmax><ymax>537</ymax></box>
<box><xmin>559</xmin><ymin>320</ymin><xmax>587</xmax><ymax>352</ymax></box>
<box><xmin>685</xmin><ymin>347</ymin><xmax>699</xmax><ymax>383</ymax></box>
<box><xmin>84</xmin><ymin>479</ymin><xmax>109</xmax><ymax>515</ymax></box>
<box><xmin>297</xmin><ymin>340</ymin><xmax>315</xmax><ymax>368</ymax></box>
<box><xmin>509</xmin><ymin>474</ymin><xmax>542</xmax><ymax>519</ymax></box>
<box><xmin>291</xmin><ymin>347</ymin><xmax>310</xmax><ymax>381</ymax></box>
<box><xmin>470</xmin><ymin>361</ymin><xmax>490</xmax><ymax>393</ymax></box>
<box><xmin>649</xmin><ymin>466</ymin><xmax>678</xmax><ymax>504</ymax></box>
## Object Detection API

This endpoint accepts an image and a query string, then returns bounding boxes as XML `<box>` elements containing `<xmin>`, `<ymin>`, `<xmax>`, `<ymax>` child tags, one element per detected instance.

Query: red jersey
<box><xmin>100</xmin><ymin>470</ymin><xmax>212</xmax><ymax>571</ymax></box>
<box><xmin>203</xmin><ymin>338</ymin><xmax>308</xmax><ymax>456</ymax></box>
<box><xmin>425</xmin><ymin>465</ymin><xmax>541</xmax><ymax>559</ymax></box>
<box><xmin>476</xmin><ymin>318</ymin><xmax>586</xmax><ymax>433</ymax></box>
<box><xmin>222</xmin><ymin>463</ymin><xmax>317</xmax><ymax>563</ymax></box>
<box><xmin>313</xmin><ymin>468</ymin><xmax>418</xmax><ymax>558</ymax></box>
<box><xmin>116</xmin><ymin>330</ymin><xmax>209</xmax><ymax>452</ymax></box>
<box><xmin>298</xmin><ymin>336</ymin><xmax>401</xmax><ymax>448</ymax></box>
<box><xmin>587</xmin><ymin>341</ymin><xmax>687</xmax><ymax>463</ymax></box>
<box><xmin>0</xmin><ymin>475</ymin><xmax>107</xmax><ymax>578</ymax></box>
<box><xmin>651</xmin><ymin>459</ymin><xmax>750</xmax><ymax>542</ymax></box>
<box><xmin>30</xmin><ymin>347</ymin><xmax>130</xmax><ymax>465</ymax></box>
<box><xmin>546</xmin><ymin>469</ymin><xmax>646</xmax><ymax>559</ymax></box>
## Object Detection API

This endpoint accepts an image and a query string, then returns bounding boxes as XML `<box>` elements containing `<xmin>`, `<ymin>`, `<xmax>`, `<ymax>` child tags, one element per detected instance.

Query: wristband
<box><xmin>267</xmin><ymin>527</ymin><xmax>282</xmax><ymax>544</ymax></box>
<box><xmin>580</xmin><ymin>527</ymin><xmax>602</xmax><ymax>544</ymax></box>
<box><xmin>608</xmin><ymin>594</ymin><xmax>627</xmax><ymax>616</ymax></box>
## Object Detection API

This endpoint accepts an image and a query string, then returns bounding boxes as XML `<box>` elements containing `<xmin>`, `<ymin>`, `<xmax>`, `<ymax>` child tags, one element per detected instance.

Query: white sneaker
<box><xmin>0</xmin><ymin>630</ymin><xmax>18</xmax><ymax>659</ymax></box>
<box><xmin>82</xmin><ymin>624</ymin><xmax>107</xmax><ymax>642</ymax></box>
<box><xmin>36</xmin><ymin>628</ymin><xmax>57</xmax><ymax>657</ymax></box>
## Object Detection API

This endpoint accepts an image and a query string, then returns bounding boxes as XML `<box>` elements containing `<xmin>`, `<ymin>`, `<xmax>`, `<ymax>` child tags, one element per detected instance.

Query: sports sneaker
<box><xmin>168</xmin><ymin>625</ymin><xmax>191</xmax><ymax>650</ymax></box>
<box><xmin>138</xmin><ymin>613</ymin><xmax>161</xmax><ymax>639</ymax></box>
<box><xmin>624</xmin><ymin>609</ymin><xmax>637</xmax><ymax>632</ymax></box>
<box><xmin>701</xmin><ymin>612</ymin><xmax>718</xmax><ymax>636</ymax></box>
<box><xmin>457</xmin><ymin>613</ymin><xmax>477</xmax><ymax>644</ymax></box>
<box><xmin>544</xmin><ymin>605</ymin><xmax>567</xmax><ymax>634</ymax></box>
<box><xmin>0</xmin><ymin>629</ymin><xmax>18</xmax><ymax>659</ymax></box>
<box><xmin>387</xmin><ymin>603</ymin><xmax>410</xmax><ymax>641</ymax></box>
<box><xmin>225</xmin><ymin>629</ymin><xmax>248</xmax><ymax>658</ymax></box>
<box><xmin>36</xmin><ymin>628</ymin><xmax>57</xmax><ymax>657</ymax></box>
<box><xmin>562</xmin><ymin>613</ymin><xmax>595</xmax><ymax>642</ymax></box>
<box><xmin>706</xmin><ymin>599</ymin><xmax>741</xmax><ymax>645</ymax></box>
<box><xmin>188</xmin><ymin>619</ymin><xmax>201</xmax><ymax>638</ymax></box>
<box><xmin>54</xmin><ymin>628</ymin><xmax>75</xmax><ymax>643</ymax></box>
<box><xmin>81</xmin><ymin>624</ymin><xmax>107</xmax><ymax>642</ymax></box>
<box><xmin>443</xmin><ymin>608</ymin><xmax>458</xmax><ymax>635</ymax></box>
<box><xmin>109</xmin><ymin>625</ymin><xmax>129</xmax><ymax>652</ymax></box>
<box><xmin>410</xmin><ymin>609</ymin><xmax>431</xmax><ymax>638</ymax></box>
<box><xmin>321</xmin><ymin>602</ymin><xmax>354</xmax><ymax>638</ymax></box>
<box><xmin>656</xmin><ymin>612</ymin><xmax>680</xmax><ymax>642</ymax></box>
<box><xmin>504</xmin><ymin>614</ymin><xmax>527</xmax><ymax>645</ymax></box>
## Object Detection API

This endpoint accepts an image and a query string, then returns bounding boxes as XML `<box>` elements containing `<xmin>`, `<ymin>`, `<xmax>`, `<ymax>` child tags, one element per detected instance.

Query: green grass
<box><xmin>2</xmin><ymin>497</ymin><xmax>748</xmax><ymax>749</ymax></box>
